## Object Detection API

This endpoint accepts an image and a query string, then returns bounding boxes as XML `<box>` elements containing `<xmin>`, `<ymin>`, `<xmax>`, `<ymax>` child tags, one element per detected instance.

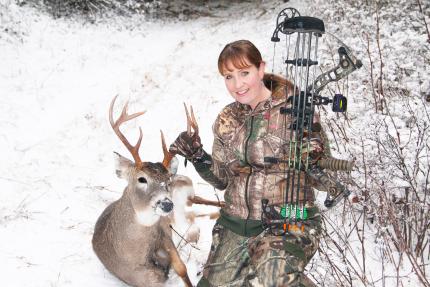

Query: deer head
<box><xmin>109</xmin><ymin>95</ymin><xmax>178</xmax><ymax>226</ymax></box>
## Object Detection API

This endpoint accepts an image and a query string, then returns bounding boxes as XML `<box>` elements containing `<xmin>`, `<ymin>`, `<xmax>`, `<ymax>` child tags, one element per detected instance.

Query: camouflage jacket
<box><xmin>194</xmin><ymin>74</ymin><xmax>324</xmax><ymax>220</ymax></box>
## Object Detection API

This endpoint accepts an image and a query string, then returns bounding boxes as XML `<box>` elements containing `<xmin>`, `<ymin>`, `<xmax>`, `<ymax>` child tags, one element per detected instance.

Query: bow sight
<box><xmin>262</xmin><ymin>8</ymin><xmax>362</xmax><ymax>236</ymax></box>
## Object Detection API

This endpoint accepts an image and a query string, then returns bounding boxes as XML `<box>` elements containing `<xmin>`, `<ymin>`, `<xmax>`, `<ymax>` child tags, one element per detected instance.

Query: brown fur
<box><xmin>92</xmin><ymin>155</ymin><xmax>193</xmax><ymax>287</ymax></box>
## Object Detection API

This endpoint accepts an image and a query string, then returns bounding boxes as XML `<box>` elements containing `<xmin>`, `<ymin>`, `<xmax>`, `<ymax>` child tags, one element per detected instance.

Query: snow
<box><xmin>1</xmin><ymin>0</ymin><xmax>429</xmax><ymax>286</ymax></box>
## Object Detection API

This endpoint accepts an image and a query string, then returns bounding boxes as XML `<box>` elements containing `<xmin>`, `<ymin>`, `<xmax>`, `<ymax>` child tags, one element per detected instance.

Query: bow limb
<box><xmin>308</xmin><ymin>37</ymin><xmax>363</xmax><ymax>94</ymax></box>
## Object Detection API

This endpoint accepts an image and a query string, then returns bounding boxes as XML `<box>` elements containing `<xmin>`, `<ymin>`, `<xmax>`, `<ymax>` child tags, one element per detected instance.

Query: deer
<box><xmin>92</xmin><ymin>96</ymin><xmax>196</xmax><ymax>287</ymax></box>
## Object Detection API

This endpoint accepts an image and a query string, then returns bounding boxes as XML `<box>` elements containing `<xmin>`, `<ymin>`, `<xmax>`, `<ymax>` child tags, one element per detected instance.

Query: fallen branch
<box><xmin>188</xmin><ymin>195</ymin><xmax>225</xmax><ymax>208</ymax></box>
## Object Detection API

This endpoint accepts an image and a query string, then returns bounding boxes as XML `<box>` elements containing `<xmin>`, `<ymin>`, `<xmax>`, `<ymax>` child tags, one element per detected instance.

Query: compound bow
<box><xmin>262</xmin><ymin>8</ymin><xmax>362</xmax><ymax>236</ymax></box>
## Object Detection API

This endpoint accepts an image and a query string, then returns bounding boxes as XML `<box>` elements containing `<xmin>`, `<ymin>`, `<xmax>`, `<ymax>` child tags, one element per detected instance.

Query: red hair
<box><xmin>218</xmin><ymin>40</ymin><xmax>263</xmax><ymax>75</ymax></box>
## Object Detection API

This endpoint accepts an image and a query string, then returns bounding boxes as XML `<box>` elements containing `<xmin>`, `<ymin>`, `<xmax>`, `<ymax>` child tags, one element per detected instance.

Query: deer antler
<box><xmin>109</xmin><ymin>96</ymin><xmax>145</xmax><ymax>169</ymax></box>
<box><xmin>161</xmin><ymin>130</ymin><xmax>174</xmax><ymax>169</ymax></box>
<box><xmin>167</xmin><ymin>103</ymin><xmax>199</xmax><ymax>161</ymax></box>
<box><xmin>184</xmin><ymin>103</ymin><xmax>199</xmax><ymax>138</ymax></box>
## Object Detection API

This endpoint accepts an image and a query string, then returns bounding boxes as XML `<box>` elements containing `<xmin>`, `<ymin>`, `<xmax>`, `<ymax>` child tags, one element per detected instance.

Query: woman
<box><xmin>170</xmin><ymin>40</ymin><xmax>324</xmax><ymax>287</ymax></box>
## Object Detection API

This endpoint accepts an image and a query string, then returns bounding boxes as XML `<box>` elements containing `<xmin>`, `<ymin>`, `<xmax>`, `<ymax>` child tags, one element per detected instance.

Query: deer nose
<box><xmin>160</xmin><ymin>198</ymin><xmax>173</xmax><ymax>213</ymax></box>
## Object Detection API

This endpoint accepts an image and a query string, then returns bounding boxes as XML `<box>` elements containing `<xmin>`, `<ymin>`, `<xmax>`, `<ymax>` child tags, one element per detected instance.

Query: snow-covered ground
<box><xmin>1</xmin><ymin>0</ymin><xmax>428</xmax><ymax>286</ymax></box>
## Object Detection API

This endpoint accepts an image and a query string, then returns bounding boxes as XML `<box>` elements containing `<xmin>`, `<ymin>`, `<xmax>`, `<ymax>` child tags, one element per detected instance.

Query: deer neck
<box><xmin>135</xmin><ymin>207</ymin><xmax>161</xmax><ymax>226</ymax></box>
<box><xmin>116</xmin><ymin>188</ymin><xmax>162</xmax><ymax>227</ymax></box>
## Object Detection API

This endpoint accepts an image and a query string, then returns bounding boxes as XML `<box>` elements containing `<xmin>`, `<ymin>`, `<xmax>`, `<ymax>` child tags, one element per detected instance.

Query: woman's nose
<box><xmin>234</xmin><ymin>78</ymin><xmax>243</xmax><ymax>89</ymax></box>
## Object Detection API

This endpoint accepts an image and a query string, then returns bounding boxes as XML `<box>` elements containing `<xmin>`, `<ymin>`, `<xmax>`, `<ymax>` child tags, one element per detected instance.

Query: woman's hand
<box><xmin>169</xmin><ymin>132</ymin><xmax>204</xmax><ymax>160</ymax></box>
<box><xmin>301</xmin><ymin>138</ymin><xmax>325</xmax><ymax>165</ymax></box>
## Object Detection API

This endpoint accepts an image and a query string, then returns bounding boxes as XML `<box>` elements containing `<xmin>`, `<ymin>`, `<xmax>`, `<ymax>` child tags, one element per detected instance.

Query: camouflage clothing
<box><xmin>192</xmin><ymin>74</ymin><xmax>324</xmax><ymax>286</ymax></box>
<box><xmin>198</xmin><ymin>217</ymin><xmax>321</xmax><ymax>287</ymax></box>
<box><xmin>194</xmin><ymin>74</ymin><xmax>324</xmax><ymax>219</ymax></box>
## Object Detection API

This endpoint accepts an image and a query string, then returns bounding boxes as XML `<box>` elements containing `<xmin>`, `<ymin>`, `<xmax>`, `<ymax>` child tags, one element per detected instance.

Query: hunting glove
<box><xmin>302</xmin><ymin>138</ymin><xmax>325</xmax><ymax>165</ymax></box>
<box><xmin>169</xmin><ymin>132</ymin><xmax>205</xmax><ymax>162</ymax></box>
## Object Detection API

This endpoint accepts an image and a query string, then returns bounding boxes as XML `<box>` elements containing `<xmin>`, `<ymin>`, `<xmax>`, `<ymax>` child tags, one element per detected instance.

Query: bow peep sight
<box><xmin>262</xmin><ymin>8</ymin><xmax>362</xmax><ymax>236</ymax></box>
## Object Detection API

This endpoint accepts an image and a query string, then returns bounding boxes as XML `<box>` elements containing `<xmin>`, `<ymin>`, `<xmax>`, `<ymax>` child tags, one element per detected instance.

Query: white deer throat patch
<box><xmin>135</xmin><ymin>207</ymin><xmax>160</xmax><ymax>226</ymax></box>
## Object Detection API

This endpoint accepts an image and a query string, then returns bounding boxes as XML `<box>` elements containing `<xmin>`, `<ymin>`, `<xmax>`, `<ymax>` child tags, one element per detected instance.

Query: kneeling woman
<box><xmin>170</xmin><ymin>40</ymin><xmax>324</xmax><ymax>287</ymax></box>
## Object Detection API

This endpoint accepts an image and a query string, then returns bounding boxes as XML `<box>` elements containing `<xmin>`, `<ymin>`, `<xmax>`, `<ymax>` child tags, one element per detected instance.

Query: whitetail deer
<box><xmin>92</xmin><ymin>96</ymin><xmax>194</xmax><ymax>287</ymax></box>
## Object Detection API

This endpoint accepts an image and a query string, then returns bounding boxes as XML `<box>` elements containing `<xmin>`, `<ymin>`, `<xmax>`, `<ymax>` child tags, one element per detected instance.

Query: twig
<box><xmin>169</xmin><ymin>224</ymin><xmax>200</xmax><ymax>251</ymax></box>
<box><xmin>417</xmin><ymin>0</ymin><xmax>430</xmax><ymax>43</ymax></box>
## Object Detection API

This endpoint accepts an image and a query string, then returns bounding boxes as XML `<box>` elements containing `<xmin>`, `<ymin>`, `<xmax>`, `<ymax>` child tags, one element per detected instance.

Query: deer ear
<box><xmin>114</xmin><ymin>152</ymin><xmax>134</xmax><ymax>179</ymax></box>
<box><xmin>168</xmin><ymin>156</ymin><xmax>179</xmax><ymax>175</ymax></box>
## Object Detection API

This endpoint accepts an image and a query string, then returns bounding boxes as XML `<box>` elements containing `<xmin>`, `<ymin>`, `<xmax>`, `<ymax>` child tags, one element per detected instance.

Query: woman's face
<box><xmin>222</xmin><ymin>58</ymin><xmax>266</xmax><ymax>109</ymax></box>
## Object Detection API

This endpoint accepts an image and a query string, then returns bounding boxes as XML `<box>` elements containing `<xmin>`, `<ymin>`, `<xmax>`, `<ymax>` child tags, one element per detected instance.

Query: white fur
<box><xmin>172</xmin><ymin>185</ymin><xmax>194</xmax><ymax>205</ymax></box>
<box><xmin>135</xmin><ymin>192</ymin><xmax>173</xmax><ymax>226</ymax></box>
<box><xmin>135</xmin><ymin>207</ymin><xmax>160</xmax><ymax>226</ymax></box>
<box><xmin>172</xmin><ymin>183</ymin><xmax>194</xmax><ymax>226</ymax></box>
<box><xmin>171</xmin><ymin>180</ymin><xmax>200</xmax><ymax>243</ymax></box>
<box><xmin>169</xmin><ymin>156</ymin><xmax>179</xmax><ymax>175</ymax></box>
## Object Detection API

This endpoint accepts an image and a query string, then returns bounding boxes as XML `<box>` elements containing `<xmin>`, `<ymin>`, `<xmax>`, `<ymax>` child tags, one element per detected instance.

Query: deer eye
<box><xmin>138</xmin><ymin>177</ymin><xmax>147</xmax><ymax>184</ymax></box>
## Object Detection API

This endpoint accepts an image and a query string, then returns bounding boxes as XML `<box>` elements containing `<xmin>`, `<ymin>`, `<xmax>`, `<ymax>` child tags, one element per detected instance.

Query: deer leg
<box><xmin>164</xmin><ymin>237</ymin><xmax>193</xmax><ymax>287</ymax></box>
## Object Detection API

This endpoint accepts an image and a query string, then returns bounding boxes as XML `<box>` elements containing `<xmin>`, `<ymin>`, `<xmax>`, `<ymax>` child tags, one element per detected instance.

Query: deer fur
<box><xmin>92</xmin><ymin>153</ymin><xmax>193</xmax><ymax>287</ymax></box>
<box><xmin>92</xmin><ymin>96</ymin><xmax>192</xmax><ymax>287</ymax></box>
<box><xmin>92</xmin><ymin>98</ymin><xmax>227</xmax><ymax>287</ymax></box>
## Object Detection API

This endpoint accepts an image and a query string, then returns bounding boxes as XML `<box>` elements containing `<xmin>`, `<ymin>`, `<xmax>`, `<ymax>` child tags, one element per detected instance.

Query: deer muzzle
<box><xmin>156</xmin><ymin>198</ymin><xmax>174</xmax><ymax>213</ymax></box>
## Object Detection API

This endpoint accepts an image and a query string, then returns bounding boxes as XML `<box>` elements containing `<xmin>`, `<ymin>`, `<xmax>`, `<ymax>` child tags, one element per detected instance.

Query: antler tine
<box><xmin>183</xmin><ymin>103</ymin><xmax>199</xmax><ymax>138</ymax></box>
<box><xmin>109</xmin><ymin>96</ymin><xmax>146</xmax><ymax>168</ymax></box>
<box><xmin>184</xmin><ymin>103</ymin><xmax>192</xmax><ymax>136</ymax></box>
<box><xmin>190</xmin><ymin>105</ymin><xmax>199</xmax><ymax>136</ymax></box>
<box><xmin>160</xmin><ymin>130</ymin><xmax>174</xmax><ymax>168</ymax></box>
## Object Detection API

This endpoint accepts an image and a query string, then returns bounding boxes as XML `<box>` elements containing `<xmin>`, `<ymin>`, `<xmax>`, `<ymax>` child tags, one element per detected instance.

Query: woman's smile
<box><xmin>236</xmin><ymin>88</ymin><xmax>249</xmax><ymax>96</ymax></box>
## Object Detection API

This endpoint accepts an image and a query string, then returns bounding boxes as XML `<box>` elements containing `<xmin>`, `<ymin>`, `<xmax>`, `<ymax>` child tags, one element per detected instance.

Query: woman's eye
<box><xmin>241</xmin><ymin>71</ymin><xmax>249</xmax><ymax>76</ymax></box>
<box><xmin>225</xmin><ymin>75</ymin><xmax>232</xmax><ymax>80</ymax></box>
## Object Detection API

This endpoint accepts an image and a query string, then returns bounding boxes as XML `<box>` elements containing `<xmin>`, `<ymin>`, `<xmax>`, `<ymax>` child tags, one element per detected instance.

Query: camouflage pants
<box><xmin>198</xmin><ymin>217</ymin><xmax>321</xmax><ymax>287</ymax></box>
